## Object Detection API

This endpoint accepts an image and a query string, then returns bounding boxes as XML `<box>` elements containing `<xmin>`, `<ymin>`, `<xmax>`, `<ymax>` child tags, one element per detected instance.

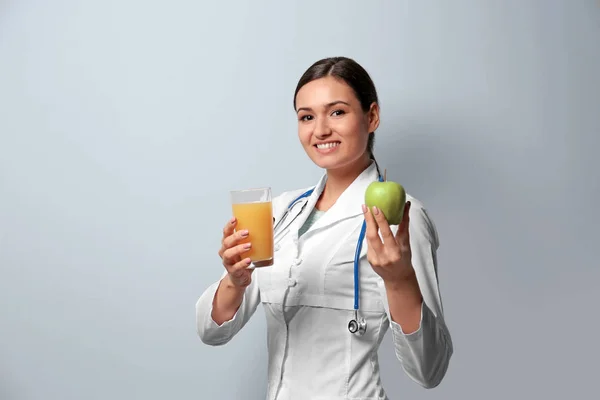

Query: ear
<box><xmin>367</xmin><ymin>102</ymin><xmax>380</xmax><ymax>132</ymax></box>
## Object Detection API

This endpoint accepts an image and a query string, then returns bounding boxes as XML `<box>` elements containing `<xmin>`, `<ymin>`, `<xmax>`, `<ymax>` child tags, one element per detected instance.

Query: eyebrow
<box><xmin>296</xmin><ymin>100</ymin><xmax>350</xmax><ymax>113</ymax></box>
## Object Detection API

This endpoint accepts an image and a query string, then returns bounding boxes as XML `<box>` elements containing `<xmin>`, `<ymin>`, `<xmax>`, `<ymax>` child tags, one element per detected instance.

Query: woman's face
<box><xmin>295</xmin><ymin>76</ymin><xmax>379</xmax><ymax>171</ymax></box>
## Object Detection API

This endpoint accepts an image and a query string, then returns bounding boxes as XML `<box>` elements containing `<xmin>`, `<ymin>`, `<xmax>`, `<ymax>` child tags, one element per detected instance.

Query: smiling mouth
<box><xmin>315</xmin><ymin>142</ymin><xmax>340</xmax><ymax>149</ymax></box>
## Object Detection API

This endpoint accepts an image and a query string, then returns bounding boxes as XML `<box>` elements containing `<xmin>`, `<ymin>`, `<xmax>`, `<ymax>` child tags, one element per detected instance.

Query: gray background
<box><xmin>1</xmin><ymin>0</ymin><xmax>599</xmax><ymax>399</ymax></box>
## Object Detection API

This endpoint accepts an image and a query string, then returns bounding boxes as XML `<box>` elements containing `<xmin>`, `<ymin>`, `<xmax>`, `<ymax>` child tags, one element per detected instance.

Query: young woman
<box><xmin>196</xmin><ymin>57</ymin><xmax>453</xmax><ymax>400</ymax></box>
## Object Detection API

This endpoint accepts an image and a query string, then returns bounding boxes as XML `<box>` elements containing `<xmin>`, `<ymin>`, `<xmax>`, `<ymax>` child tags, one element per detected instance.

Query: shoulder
<box><xmin>406</xmin><ymin>193</ymin><xmax>440</xmax><ymax>248</ymax></box>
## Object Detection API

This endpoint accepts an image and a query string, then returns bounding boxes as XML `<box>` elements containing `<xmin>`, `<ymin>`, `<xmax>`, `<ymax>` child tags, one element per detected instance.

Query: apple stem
<box><xmin>384</xmin><ymin>169</ymin><xmax>387</xmax><ymax>181</ymax></box>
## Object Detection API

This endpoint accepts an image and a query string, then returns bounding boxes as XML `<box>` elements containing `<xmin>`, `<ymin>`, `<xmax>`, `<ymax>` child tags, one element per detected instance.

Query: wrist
<box><xmin>224</xmin><ymin>274</ymin><xmax>247</xmax><ymax>293</ymax></box>
<box><xmin>384</xmin><ymin>271</ymin><xmax>423</xmax><ymax>308</ymax></box>
<box><xmin>383</xmin><ymin>269</ymin><xmax>423</xmax><ymax>333</ymax></box>
<box><xmin>384</xmin><ymin>269</ymin><xmax>419</xmax><ymax>292</ymax></box>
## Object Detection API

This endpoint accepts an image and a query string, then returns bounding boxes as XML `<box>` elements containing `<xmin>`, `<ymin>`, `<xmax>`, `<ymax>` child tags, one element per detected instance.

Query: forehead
<box><xmin>295</xmin><ymin>76</ymin><xmax>356</xmax><ymax>108</ymax></box>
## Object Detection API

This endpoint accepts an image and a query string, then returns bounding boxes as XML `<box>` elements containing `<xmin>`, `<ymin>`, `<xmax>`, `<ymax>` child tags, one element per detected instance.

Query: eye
<box><xmin>331</xmin><ymin>109</ymin><xmax>345</xmax><ymax>117</ymax></box>
<box><xmin>299</xmin><ymin>115</ymin><xmax>314</xmax><ymax>121</ymax></box>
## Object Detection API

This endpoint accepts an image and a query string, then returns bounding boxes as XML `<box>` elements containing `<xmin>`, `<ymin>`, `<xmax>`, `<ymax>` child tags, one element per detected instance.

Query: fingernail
<box><xmin>230</xmin><ymin>217</ymin><xmax>236</xmax><ymax>224</ymax></box>
<box><xmin>240</xmin><ymin>230</ymin><xmax>249</xmax><ymax>237</ymax></box>
<box><xmin>244</xmin><ymin>243</ymin><xmax>252</xmax><ymax>249</ymax></box>
<box><xmin>361</xmin><ymin>204</ymin><xmax>367</xmax><ymax>213</ymax></box>
<box><xmin>372</xmin><ymin>206</ymin><xmax>379</xmax><ymax>215</ymax></box>
<box><xmin>245</xmin><ymin>258</ymin><xmax>252</xmax><ymax>264</ymax></box>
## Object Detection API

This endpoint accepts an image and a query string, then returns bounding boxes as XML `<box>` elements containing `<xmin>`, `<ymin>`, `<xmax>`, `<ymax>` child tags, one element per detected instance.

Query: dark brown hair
<box><xmin>293</xmin><ymin>57</ymin><xmax>380</xmax><ymax>171</ymax></box>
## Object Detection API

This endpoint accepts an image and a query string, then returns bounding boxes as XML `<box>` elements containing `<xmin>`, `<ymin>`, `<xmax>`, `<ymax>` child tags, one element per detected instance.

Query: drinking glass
<box><xmin>230</xmin><ymin>187</ymin><xmax>274</xmax><ymax>267</ymax></box>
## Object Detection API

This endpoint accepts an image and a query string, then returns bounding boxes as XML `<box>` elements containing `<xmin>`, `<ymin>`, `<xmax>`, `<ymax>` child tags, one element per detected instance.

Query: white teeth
<box><xmin>316</xmin><ymin>142</ymin><xmax>340</xmax><ymax>149</ymax></box>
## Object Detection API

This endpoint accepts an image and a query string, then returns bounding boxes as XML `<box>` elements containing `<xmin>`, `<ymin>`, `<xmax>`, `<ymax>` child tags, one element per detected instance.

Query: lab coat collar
<box><xmin>300</xmin><ymin>161</ymin><xmax>380</xmax><ymax>234</ymax></box>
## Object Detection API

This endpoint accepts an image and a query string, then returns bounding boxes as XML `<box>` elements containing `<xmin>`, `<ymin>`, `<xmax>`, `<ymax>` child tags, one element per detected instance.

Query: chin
<box><xmin>310</xmin><ymin>154</ymin><xmax>352</xmax><ymax>171</ymax></box>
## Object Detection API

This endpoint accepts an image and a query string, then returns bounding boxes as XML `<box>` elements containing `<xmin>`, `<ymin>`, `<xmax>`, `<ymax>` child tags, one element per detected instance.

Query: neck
<box><xmin>316</xmin><ymin>156</ymin><xmax>372</xmax><ymax>210</ymax></box>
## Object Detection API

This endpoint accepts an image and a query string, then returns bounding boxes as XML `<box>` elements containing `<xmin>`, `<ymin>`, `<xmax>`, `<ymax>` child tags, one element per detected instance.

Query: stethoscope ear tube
<box><xmin>273</xmin><ymin>190</ymin><xmax>314</xmax><ymax>235</ymax></box>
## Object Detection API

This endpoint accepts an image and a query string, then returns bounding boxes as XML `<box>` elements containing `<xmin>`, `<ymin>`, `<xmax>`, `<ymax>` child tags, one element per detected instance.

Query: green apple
<box><xmin>365</xmin><ymin>178</ymin><xmax>406</xmax><ymax>225</ymax></box>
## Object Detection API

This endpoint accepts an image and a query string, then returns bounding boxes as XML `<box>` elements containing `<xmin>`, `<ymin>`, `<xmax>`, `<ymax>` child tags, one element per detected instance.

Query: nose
<box><xmin>314</xmin><ymin>116</ymin><xmax>332</xmax><ymax>139</ymax></box>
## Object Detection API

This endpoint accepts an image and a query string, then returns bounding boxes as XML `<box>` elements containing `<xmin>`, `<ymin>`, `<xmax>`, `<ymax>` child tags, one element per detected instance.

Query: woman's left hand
<box><xmin>362</xmin><ymin>201</ymin><xmax>415</xmax><ymax>285</ymax></box>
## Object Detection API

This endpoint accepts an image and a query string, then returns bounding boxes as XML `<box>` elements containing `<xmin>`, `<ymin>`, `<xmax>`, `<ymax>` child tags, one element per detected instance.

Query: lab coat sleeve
<box><xmin>195</xmin><ymin>269</ymin><xmax>261</xmax><ymax>346</ymax></box>
<box><xmin>378</xmin><ymin>205</ymin><xmax>454</xmax><ymax>389</ymax></box>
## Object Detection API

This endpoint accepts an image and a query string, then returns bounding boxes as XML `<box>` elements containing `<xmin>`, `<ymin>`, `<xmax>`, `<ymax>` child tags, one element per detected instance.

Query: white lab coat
<box><xmin>196</xmin><ymin>162</ymin><xmax>453</xmax><ymax>400</ymax></box>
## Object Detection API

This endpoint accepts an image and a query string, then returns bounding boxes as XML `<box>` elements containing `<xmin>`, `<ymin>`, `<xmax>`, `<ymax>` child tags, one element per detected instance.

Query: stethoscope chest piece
<box><xmin>348</xmin><ymin>310</ymin><xmax>366</xmax><ymax>336</ymax></box>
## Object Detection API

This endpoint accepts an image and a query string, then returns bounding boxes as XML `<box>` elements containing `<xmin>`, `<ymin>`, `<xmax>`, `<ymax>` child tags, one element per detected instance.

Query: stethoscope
<box><xmin>273</xmin><ymin>174</ymin><xmax>384</xmax><ymax>336</ymax></box>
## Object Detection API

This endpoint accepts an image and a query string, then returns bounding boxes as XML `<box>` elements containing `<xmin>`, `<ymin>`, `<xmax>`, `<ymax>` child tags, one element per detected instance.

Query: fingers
<box><xmin>362</xmin><ymin>204</ymin><xmax>383</xmax><ymax>253</ymax></box>
<box><xmin>229</xmin><ymin>257</ymin><xmax>253</xmax><ymax>276</ymax></box>
<box><xmin>229</xmin><ymin>257</ymin><xmax>254</xmax><ymax>287</ymax></box>
<box><xmin>396</xmin><ymin>202</ymin><xmax>411</xmax><ymax>249</ymax></box>
<box><xmin>218</xmin><ymin>216</ymin><xmax>255</xmax><ymax>288</ymax></box>
<box><xmin>370</xmin><ymin>205</ymin><xmax>398</xmax><ymax>248</ymax></box>
<box><xmin>233</xmin><ymin>256</ymin><xmax>252</xmax><ymax>270</ymax></box>
<box><xmin>222</xmin><ymin>242</ymin><xmax>251</xmax><ymax>268</ymax></box>
<box><xmin>218</xmin><ymin>216</ymin><xmax>251</xmax><ymax>268</ymax></box>
<box><xmin>222</xmin><ymin>229</ymin><xmax>249</xmax><ymax>251</ymax></box>
<box><xmin>222</xmin><ymin>217</ymin><xmax>237</xmax><ymax>241</ymax></box>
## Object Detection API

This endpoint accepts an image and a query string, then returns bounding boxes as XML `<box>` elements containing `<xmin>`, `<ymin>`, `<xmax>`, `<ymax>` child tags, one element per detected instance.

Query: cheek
<box><xmin>298</xmin><ymin>125</ymin><xmax>312</xmax><ymax>146</ymax></box>
<box><xmin>337</xmin><ymin>118</ymin><xmax>366</xmax><ymax>143</ymax></box>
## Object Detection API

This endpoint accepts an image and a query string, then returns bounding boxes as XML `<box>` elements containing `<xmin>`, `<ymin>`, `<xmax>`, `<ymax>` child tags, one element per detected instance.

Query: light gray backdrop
<box><xmin>1</xmin><ymin>0</ymin><xmax>598</xmax><ymax>399</ymax></box>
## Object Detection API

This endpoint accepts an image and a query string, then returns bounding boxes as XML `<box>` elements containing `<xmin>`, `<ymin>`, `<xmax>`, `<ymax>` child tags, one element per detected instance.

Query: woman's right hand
<box><xmin>218</xmin><ymin>217</ymin><xmax>254</xmax><ymax>288</ymax></box>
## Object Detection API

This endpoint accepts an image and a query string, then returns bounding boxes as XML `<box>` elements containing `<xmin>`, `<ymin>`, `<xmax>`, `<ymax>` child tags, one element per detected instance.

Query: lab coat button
<box><xmin>288</xmin><ymin>278</ymin><xmax>297</xmax><ymax>287</ymax></box>
<box><xmin>275</xmin><ymin>244</ymin><xmax>281</xmax><ymax>251</ymax></box>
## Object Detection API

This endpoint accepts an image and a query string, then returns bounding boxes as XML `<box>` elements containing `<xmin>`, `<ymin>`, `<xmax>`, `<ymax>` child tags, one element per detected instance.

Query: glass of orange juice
<box><xmin>230</xmin><ymin>187</ymin><xmax>274</xmax><ymax>267</ymax></box>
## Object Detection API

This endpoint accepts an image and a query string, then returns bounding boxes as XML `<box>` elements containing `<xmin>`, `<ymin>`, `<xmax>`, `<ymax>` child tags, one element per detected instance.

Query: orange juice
<box><xmin>232</xmin><ymin>201</ymin><xmax>274</xmax><ymax>267</ymax></box>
